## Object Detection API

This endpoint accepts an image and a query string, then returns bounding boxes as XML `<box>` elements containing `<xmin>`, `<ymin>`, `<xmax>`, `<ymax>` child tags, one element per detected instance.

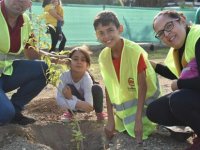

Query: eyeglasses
<box><xmin>155</xmin><ymin>18</ymin><xmax>180</xmax><ymax>39</ymax></box>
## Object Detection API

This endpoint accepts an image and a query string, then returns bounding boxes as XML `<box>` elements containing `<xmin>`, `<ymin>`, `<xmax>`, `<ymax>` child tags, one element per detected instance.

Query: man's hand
<box><xmin>24</xmin><ymin>46</ymin><xmax>40</xmax><ymax>60</ymax></box>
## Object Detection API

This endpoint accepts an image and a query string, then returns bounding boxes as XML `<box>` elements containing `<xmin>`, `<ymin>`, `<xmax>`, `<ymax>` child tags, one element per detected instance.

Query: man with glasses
<box><xmin>146</xmin><ymin>10</ymin><xmax>200</xmax><ymax>150</ymax></box>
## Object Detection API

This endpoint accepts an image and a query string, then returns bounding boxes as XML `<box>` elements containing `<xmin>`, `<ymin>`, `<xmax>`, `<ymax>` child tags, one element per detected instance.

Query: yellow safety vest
<box><xmin>164</xmin><ymin>25</ymin><xmax>200</xmax><ymax>77</ymax></box>
<box><xmin>99</xmin><ymin>39</ymin><xmax>161</xmax><ymax>139</ymax></box>
<box><xmin>0</xmin><ymin>8</ymin><xmax>31</xmax><ymax>75</ymax></box>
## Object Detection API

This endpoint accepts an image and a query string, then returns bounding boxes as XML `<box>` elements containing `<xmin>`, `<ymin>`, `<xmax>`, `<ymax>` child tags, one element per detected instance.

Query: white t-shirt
<box><xmin>56</xmin><ymin>70</ymin><xmax>93</xmax><ymax>110</ymax></box>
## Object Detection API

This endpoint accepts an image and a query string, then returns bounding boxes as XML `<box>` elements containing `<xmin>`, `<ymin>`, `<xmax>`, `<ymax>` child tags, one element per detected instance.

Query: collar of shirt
<box><xmin>1</xmin><ymin>0</ymin><xmax>24</xmax><ymax>53</ymax></box>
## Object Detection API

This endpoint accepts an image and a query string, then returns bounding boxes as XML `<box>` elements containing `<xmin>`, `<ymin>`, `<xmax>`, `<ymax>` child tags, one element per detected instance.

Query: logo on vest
<box><xmin>128</xmin><ymin>77</ymin><xmax>135</xmax><ymax>90</ymax></box>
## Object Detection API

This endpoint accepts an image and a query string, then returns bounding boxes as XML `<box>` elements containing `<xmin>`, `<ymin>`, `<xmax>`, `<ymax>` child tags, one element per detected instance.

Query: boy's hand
<box><xmin>134</xmin><ymin>117</ymin><xmax>143</xmax><ymax>144</ymax></box>
<box><xmin>76</xmin><ymin>101</ymin><xmax>93</xmax><ymax>113</ymax></box>
<box><xmin>104</xmin><ymin>123</ymin><xmax>115</xmax><ymax>140</ymax></box>
<box><xmin>62</xmin><ymin>85</ymin><xmax>72</xmax><ymax>99</ymax></box>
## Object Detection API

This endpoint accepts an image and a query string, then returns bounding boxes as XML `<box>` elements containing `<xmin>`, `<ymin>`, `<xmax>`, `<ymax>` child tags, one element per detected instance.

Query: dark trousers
<box><xmin>146</xmin><ymin>89</ymin><xmax>200</xmax><ymax>137</ymax></box>
<box><xmin>48</xmin><ymin>25</ymin><xmax>66</xmax><ymax>52</ymax></box>
<box><xmin>67</xmin><ymin>84</ymin><xmax>103</xmax><ymax>113</ymax></box>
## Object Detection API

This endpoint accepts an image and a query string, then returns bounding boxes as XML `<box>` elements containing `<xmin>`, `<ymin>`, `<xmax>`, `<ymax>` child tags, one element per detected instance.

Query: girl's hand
<box><xmin>134</xmin><ymin>117</ymin><xmax>143</xmax><ymax>144</ymax></box>
<box><xmin>76</xmin><ymin>101</ymin><xmax>93</xmax><ymax>113</ymax></box>
<box><xmin>171</xmin><ymin>80</ymin><xmax>178</xmax><ymax>91</ymax></box>
<box><xmin>62</xmin><ymin>85</ymin><xmax>72</xmax><ymax>99</ymax></box>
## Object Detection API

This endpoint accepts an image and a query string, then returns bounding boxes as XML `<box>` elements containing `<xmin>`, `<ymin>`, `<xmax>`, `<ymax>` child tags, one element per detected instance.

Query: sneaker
<box><xmin>96</xmin><ymin>112</ymin><xmax>107</xmax><ymax>121</ymax></box>
<box><xmin>60</xmin><ymin>112</ymin><xmax>73</xmax><ymax>123</ymax></box>
<box><xmin>11</xmin><ymin>113</ymin><xmax>35</xmax><ymax>125</ymax></box>
<box><xmin>186</xmin><ymin>137</ymin><xmax>200</xmax><ymax>150</ymax></box>
<box><xmin>164</xmin><ymin>126</ymin><xmax>194</xmax><ymax>142</ymax></box>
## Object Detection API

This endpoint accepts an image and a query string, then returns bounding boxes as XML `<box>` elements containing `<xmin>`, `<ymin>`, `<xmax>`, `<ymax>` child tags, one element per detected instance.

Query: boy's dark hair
<box><xmin>42</xmin><ymin>0</ymin><xmax>51</xmax><ymax>8</ymax></box>
<box><xmin>93</xmin><ymin>10</ymin><xmax>120</xmax><ymax>30</ymax></box>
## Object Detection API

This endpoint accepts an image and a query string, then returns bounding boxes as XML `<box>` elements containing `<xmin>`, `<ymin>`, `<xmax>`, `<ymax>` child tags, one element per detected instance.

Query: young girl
<box><xmin>56</xmin><ymin>45</ymin><xmax>106</xmax><ymax>122</ymax></box>
<box><xmin>42</xmin><ymin>0</ymin><xmax>66</xmax><ymax>52</ymax></box>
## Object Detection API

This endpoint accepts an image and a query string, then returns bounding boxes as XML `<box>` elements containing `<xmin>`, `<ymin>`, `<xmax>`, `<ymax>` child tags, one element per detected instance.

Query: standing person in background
<box><xmin>93</xmin><ymin>10</ymin><xmax>160</xmax><ymax>144</ymax></box>
<box><xmin>56</xmin><ymin>45</ymin><xmax>107</xmax><ymax>122</ymax></box>
<box><xmin>146</xmin><ymin>10</ymin><xmax>200</xmax><ymax>150</ymax></box>
<box><xmin>42</xmin><ymin>0</ymin><xmax>66</xmax><ymax>53</ymax></box>
<box><xmin>194</xmin><ymin>7</ymin><xmax>200</xmax><ymax>24</ymax></box>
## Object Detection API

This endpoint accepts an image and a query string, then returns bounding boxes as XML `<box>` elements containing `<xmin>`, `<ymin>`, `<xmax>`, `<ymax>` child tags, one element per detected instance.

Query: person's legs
<box><xmin>169</xmin><ymin>89</ymin><xmax>200</xmax><ymax>137</ymax></box>
<box><xmin>0</xmin><ymin>79</ymin><xmax>15</xmax><ymax>124</ymax></box>
<box><xmin>92</xmin><ymin>84</ymin><xmax>103</xmax><ymax>113</ymax></box>
<box><xmin>92</xmin><ymin>84</ymin><xmax>107</xmax><ymax>120</ymax></box>
<box><xmin>57</xmin><ymin>21</ymin><xmax>62</xmax><ymax>35</ymax></box>
<box><xmin>48</xmin><ymin>26</ymin><xmax>59</xmax><ymax>52</ymax></box>
<box><xmin>146</xmin><ymin>93</ymin><xmax>184</xmax><ymax>126</ymax></box>
<box><xmin>58</xmin><ymin>31</ymin><xmax>66</xmax><ymax>52</ymax></box>
<box><xmin>3</xmin><ymin>60</ymin><xmax>48</xmax><ymax>114</ymax></box>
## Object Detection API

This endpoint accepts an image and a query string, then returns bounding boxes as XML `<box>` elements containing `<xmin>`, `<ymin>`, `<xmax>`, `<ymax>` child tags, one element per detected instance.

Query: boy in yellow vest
<box><xmin>93</xmin><ymin>10</ymin><xmax>160</xmax><ymax>144</ymax></box>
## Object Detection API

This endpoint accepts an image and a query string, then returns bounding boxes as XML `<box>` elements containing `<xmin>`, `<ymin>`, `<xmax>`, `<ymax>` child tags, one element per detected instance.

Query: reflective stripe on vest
<box><xmin>123</xmin><ymin>109</ymin><xmax>146</xmax><ymax>125</ymax></box>
<box><xmin>0</xmin><ymin>53</ymin><xmax>17</xmax><ymax>74</ymax></box>
<box><xmin>112</xmin><ymin>75</ymin><xmax>160</xmax><ymax>111</ymax></box>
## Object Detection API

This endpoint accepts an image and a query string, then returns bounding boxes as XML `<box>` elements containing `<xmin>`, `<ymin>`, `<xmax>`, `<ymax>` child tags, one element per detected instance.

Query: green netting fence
<box><xmin>31</xmin><ymin>2</ymin><xmax>197</xmax><ymax>46</ymax></box>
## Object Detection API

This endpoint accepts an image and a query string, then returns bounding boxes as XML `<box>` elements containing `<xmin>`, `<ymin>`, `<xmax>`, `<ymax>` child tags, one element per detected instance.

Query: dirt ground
<box><xmin>0</xmin><ymin>46</ymin><xmax>194</xmax><ymax>150</ymax></box>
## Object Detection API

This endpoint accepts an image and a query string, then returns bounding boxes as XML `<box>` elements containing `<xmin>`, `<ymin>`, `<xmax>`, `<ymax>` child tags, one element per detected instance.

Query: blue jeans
<box><xmin>0</xmin><ymin>60</ymin><xmax>48</xmax><ymax>124</ymax></box>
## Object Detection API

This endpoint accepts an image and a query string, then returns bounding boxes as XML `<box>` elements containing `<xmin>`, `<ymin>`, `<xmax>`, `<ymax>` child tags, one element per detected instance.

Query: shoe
<box><xmin>60</xmin><ymin>112</ymin><xmax>73</xmax><ymax>123</ymax></box>
<box><xmin>185</xmin><ymin>137</ymin><xmax>200</xmax><ymax>150</ymax></box>
<box><xmin>96</xmin><ymin>112</ymin><xmax>107</xmax><ymax>121</ymax></box>
<box><xmin>164</xmin><ymin>126</ymin><xmax>194</xmax><ymax>142</ymax></box>
<box><xmin>11</xmin><ymin>113</ymin><xmax>35</xmax><ymax>125</ymax></box>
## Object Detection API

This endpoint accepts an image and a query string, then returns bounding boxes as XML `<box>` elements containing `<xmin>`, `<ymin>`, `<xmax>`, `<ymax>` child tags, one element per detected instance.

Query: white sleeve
<box><xmin>56</xmin><ymin>72</ymin><xmax>78</xmax><ymax>110</ymax></box>
<box><xmin>82</xmin><ymin>74</ymin><xmax>93</xmax><ymax>106</ymax></box>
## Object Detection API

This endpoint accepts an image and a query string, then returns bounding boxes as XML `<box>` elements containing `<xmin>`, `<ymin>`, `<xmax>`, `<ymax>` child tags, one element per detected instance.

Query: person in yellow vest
<box><xmin>93</xmin><ymin>10</ymin><xmax>161</xmax><ymax>144</ymax></box>
<box><xmin>146</xmin><ymin>10</ymin><xmax>200</xmax><ymax>150</ymax></box>
<box><xmin>42</xmin><ymin>0</ymin><xmax>66</xmax><ymax>53</ymax></box>
<box><xmin>0</xmin><ymin>0</ymin><xmax>67</xmax><ymax>126</ymax></box>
